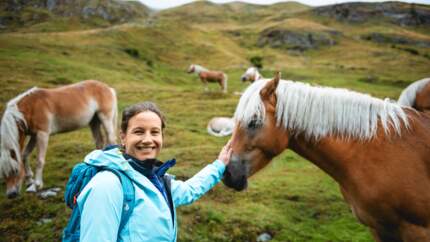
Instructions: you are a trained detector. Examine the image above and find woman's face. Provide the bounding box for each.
[120,111,163,161]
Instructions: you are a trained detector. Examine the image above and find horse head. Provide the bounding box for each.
[0,106,27,198]
[223,73,289,191]
[187,64,195,73]
[240,67,261,83]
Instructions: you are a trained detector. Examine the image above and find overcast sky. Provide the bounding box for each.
[137,0,430,10]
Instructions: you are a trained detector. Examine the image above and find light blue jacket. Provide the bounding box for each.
[77,147,226,242]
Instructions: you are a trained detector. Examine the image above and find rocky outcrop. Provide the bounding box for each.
[0,0,149,27]
[313,2,430,26]
[361,33,430,48]
[257,28,340,51]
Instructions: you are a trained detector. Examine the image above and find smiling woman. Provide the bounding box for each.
[67,101,233,242]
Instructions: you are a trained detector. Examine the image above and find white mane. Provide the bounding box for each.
[0,87,38,178]
[398,78,430,107]
[190,64,208,74]
[234,79,409,141]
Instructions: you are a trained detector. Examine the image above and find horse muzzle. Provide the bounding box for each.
[6,188,19,199]
[222,155,248,191]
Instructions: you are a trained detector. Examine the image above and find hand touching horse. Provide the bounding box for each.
[0,80,117,198]
[224,73,430,241]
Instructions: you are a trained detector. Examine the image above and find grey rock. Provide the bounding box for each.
[256,232,272,242]
[313,2,430,26]
[362,33,430,48]
[258,28,337,51]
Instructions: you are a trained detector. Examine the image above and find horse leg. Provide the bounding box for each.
[89,116,104,149]
[97,112,116,147]
[27,131,49,192]
[370,228,402,242]
[400,223,430,241]
[23,135,37,186]
[201,78,208,92]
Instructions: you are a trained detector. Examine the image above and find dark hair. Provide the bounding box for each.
[120,102,166,133]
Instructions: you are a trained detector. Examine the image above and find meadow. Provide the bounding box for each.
[0,1,429,241]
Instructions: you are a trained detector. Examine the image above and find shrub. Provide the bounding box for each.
[250,56,263,69]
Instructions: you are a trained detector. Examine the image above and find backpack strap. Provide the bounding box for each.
[102,168,136,236]
[162,174,174,223]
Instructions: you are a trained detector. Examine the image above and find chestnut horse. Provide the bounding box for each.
[224,73,430,241]
[398,77,430,112]
[187,64,228,93]
[0,80,117,198]
[240,67,263,83]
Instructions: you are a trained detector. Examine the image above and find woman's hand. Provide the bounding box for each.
[217,139,232,165]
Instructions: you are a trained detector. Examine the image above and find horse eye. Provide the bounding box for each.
[10,150,16,160]
[247,119,260,130]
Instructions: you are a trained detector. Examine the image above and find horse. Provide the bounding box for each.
[223,73,430,241]
[240,67,263,83]
[207,117,234,137]
[398,77,430,112]
[187,64,228,93]
[0,80,118,198]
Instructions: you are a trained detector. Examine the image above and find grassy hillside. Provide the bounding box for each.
[0,1,429,241]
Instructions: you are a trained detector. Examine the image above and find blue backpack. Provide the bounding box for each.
[62,163,135,242]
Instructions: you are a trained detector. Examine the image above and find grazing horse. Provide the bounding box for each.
[398,77,430,112]
[187,64,228,93]
[224,73,430,241]
[240,67,263,83]
[0,80,117,198]
[207,117,234,137]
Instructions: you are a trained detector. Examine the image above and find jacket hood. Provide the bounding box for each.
[84,147,132,172]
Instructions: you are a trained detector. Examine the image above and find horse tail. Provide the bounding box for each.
[223,73,228,93]
[110,88,118,140]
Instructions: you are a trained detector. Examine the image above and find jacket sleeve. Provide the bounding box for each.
[77,171,123,242]
[170,159,225,207]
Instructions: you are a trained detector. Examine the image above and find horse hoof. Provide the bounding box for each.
[26,184,37,193]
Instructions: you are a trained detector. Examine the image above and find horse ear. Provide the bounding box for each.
[260,71,280,100]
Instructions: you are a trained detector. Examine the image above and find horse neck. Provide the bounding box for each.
[288,134,358,184]
[255,71,261,80]
[194,65,206,74]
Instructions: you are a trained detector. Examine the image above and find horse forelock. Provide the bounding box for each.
[234,79,409,141]
[398,78,430,107]
[0,105,24,178]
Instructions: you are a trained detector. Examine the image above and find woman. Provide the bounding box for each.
[77,101,232,241]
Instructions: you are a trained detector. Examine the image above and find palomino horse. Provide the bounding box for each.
[398,77,430,112]
[224,73,430,241]
[207,117,234,137]
[240,67,263,83]
[0,80,117,198]
[187,64,228,93]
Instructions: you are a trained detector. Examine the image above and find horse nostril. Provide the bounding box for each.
[7,190,18,199]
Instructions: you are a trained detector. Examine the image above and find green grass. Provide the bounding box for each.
[0,3,429,241]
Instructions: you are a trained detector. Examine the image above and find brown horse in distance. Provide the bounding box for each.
[398,77,430,112]
[0,80,117,198]
[187,64,228,93]
[224,73,430,241]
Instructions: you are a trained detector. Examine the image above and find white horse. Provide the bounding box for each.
[0,80,117,198]
[240,67,263,83]
[398,77,430,112]
[207,117,235,137]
